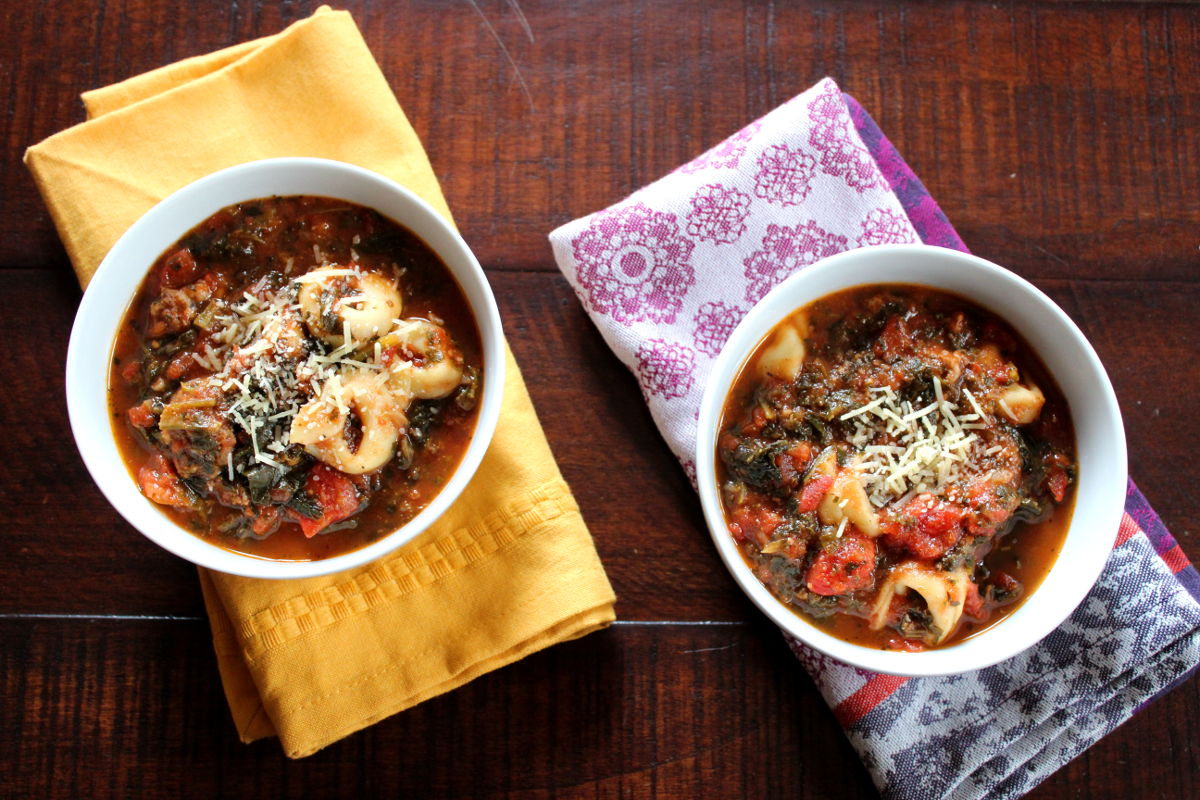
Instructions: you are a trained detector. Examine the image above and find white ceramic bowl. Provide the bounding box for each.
[66,157,506,579]
[696,244,1126,676]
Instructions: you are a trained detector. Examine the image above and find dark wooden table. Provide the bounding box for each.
[3,1,1198,797]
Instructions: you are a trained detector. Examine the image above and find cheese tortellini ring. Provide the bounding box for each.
[380,319,465,400]
[817,466,881,537]
[289,373,409,474]
[298,267,402,346]
[996,383,1045,426]
[756,312,808,382]
[808,446,838,479]
[868,562,970,644]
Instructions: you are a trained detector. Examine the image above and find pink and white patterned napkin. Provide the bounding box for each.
[548,78,918,482]
[549,78,1200,800]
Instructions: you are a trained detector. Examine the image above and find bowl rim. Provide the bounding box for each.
[695,243,1127,676]
[65,156,506,580]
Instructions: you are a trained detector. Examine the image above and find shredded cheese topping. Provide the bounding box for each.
[197,266,396,478]
[169,251,461,487]
[840,377,989,508]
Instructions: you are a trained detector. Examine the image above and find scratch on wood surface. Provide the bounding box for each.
[505,0,534,43]
[1103,17,1140,63]
[465,0,535,111]
[681,643,738,655]
[1025,238,1071,269]
[766,0,777,108]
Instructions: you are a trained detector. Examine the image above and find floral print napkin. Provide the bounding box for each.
[548,78,1200,799]
[551,79,919,482]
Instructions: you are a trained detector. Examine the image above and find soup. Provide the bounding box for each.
[109,195,482,561]
[716,285,1075,650]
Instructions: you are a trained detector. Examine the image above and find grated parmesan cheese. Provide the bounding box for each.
[835,516,848,539]
[187,264,441,484]
[843,383,994,508]
[293,267,358,283]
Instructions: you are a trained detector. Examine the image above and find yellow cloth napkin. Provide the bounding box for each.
[26,7,616,758]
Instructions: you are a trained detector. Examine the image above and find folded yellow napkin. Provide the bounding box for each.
[26,7,615,758]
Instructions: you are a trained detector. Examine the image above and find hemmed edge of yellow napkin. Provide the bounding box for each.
[286,605,614,759]
[198,569,277,743]
[235,480,582,659]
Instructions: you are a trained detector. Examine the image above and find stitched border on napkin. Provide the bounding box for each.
[237,480,579,657]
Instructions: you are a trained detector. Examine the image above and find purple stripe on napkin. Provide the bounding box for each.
[845,96,967,253]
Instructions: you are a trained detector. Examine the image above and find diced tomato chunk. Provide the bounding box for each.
[787,441,814,471]
[874,316,911,361]
[159,248,203,288]
[884,634,927,652]
[963,481,1013,535]
[163,350,197,381]
[1046,468,1070,504]
[991,570,1022,600]
[919,497,966,537]
[774,441,815,488]
[963,581,986,620]
[296,464,361,538]
[137,453,193,509]
[120,358,142,384]
[796,474,835,513]
[881,494,965,559]
[805,531,876,596]
[127,403,158,428]
[773,442,813,487]
[729,504,784,547]
[740,405,768,436]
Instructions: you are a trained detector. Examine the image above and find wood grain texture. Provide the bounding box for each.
[1,0,1198,797]
[3,1,1199,279]
[3,618,1198,800]
[0,620,861,799]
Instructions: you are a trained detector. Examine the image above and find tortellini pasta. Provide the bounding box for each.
[380,319,465,400]
[298,267,403,346]
[868,562,970,644]
[817,463,881,537]
[996,382,1045,425]
[289,372,409,474]
[756,312,809,382]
